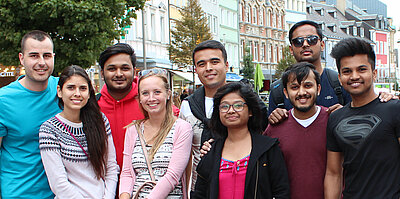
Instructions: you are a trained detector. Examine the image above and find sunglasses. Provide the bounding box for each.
[138,68,168,79]
[291,35,320,47]
[219,102,247,113]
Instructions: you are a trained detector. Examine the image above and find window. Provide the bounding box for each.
[261,43,265,62]
[274,44,278,63]
[160,16,165,42]
[353,26,357,36]
[255,42,259,61]
[239,4,243,22]
[253,7,257,24]
[151,13,155,41]
[277,13,280,28]
[246,5,250,23]
[360,27,364,37]
[260,8,264,26]
[241,40,245,58]
[250,41,254,58]
[213,16,218,33]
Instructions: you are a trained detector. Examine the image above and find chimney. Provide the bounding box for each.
[337,0,346,16]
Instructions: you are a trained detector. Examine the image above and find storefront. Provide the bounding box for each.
[0,65,24,88]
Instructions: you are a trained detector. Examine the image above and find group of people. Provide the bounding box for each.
[0,19,399,199]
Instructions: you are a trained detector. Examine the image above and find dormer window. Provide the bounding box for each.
[328,10,337,18]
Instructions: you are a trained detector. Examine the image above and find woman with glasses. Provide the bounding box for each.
[119,68,193,199]
[192,82,290,199]
[39,65,118,198]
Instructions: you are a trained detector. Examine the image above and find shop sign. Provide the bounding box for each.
[0,72,14,77]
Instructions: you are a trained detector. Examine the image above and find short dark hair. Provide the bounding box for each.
[192,40,227,66]
[98,43,136,70]
[210,82,263,139]
[289,20,323,43]
[331,37,375,72]
[282,62,321,89]
[21,30,53,53]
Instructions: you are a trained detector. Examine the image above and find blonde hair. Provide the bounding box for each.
[133,72,175,161]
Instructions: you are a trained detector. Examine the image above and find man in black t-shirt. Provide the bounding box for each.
[324,37,400,199]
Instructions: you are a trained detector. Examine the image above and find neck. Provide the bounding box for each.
[226,126,250,142]
[350,89,378,107]
[147,110,166,127]
[313,60,323,74]
[19,76,48,92]
[60,109,81,123]
[293,105,317,120]
[204,82,226,98]
[108,87,132,101]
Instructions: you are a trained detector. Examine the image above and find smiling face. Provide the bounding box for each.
[57,75,90,113]
[139,76,171,116]
[284,70,321,114]
[19,37,54,85]
[194,48,229,90]
[338,54,377,99]
[219,92,251,130]
[290,24,324,66]
[101,53,134,94]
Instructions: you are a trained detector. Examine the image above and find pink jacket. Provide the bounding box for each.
[119,119,193,198]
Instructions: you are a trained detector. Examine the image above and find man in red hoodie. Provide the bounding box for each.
[97,43,144,172]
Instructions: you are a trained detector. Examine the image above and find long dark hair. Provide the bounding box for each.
[210,82,263,138]
[58,65,107,180]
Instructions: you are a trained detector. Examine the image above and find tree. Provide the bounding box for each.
[241,46,254,80]
[168,0,212,68]
[0,0,145,73]
[275,46,296,79]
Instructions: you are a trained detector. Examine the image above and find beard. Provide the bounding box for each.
[289,94,317,113]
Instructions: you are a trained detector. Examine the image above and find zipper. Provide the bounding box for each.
[254,161,259,199]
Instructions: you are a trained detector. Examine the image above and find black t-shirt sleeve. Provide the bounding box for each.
[326,115,342,152]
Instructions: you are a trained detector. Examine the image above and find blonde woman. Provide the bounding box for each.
[119,69,193,199]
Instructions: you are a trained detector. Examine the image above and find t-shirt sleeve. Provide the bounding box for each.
[326,117,342,152]
[179,100,191,119]
[394,102,400,138]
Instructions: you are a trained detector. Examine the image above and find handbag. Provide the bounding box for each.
[133,122,157,199]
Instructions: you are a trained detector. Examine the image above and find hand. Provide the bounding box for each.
[326,103,343,114]
[119,192,130,199]
[268,108,288,125]
[379,91,399,102]
[200,139,214,157]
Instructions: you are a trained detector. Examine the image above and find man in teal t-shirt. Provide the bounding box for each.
[0,30,61,199]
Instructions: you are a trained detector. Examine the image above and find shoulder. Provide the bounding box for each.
[179,100,192,117]
[39,117,58,134]
[0,80,21,97]
[173,119,193,137]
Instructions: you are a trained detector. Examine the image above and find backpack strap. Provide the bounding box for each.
[95,93,102,101]
[324,68,344,105]
[270,79,285,109]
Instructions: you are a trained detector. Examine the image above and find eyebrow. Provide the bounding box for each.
[196,57,221,65]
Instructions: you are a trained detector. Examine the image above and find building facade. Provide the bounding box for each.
[239,0,286,80]
[284,0,306,43]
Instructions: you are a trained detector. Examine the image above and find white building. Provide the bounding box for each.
[121,0,172,69]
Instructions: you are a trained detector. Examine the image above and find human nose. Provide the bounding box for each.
[226,105,235,113]
[116,68,123,76]
[38,55,46,66]
[205,62,213,71]
[73,88,81,97]
[298,85,307,95]
[350,71,360,80]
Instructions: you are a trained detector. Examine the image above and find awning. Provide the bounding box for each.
[171,71,202,85]
[226,72,243,82]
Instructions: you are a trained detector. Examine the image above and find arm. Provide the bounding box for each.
[326,104,343,114]
[379,91,399,102]
[39,125,85,199]
[103,134,118,199]
[268,144,290,199]
[268,108,288,125]
[324,150,343,199]
[148,120,193,199]
[119,126,137,198]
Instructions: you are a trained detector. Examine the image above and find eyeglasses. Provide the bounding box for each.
[138,68,168,79]
[219,102,247,113]
[291,35,320,47]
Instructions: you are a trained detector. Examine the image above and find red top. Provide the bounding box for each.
[97,78,144,170]
[218,155,250,199]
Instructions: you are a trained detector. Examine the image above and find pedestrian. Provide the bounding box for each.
[119,68,193,198]
[324,37,400,198]
[192,82,290,199]
[39,65,118,198]
[0,30,60,198]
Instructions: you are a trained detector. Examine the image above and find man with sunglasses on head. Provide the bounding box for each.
[268,20,352,124]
